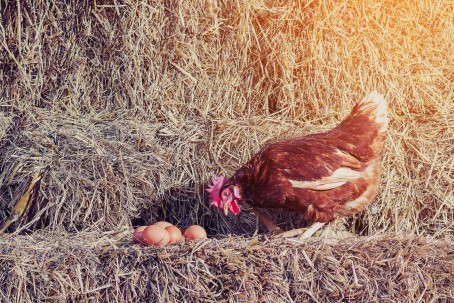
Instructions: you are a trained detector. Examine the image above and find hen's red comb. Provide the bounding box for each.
[206,176,227,209]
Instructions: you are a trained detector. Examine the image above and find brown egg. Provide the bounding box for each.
[154,221,173,229]
[165,225,183,243]
[132,226,147,244]
[184,225,207,240]
[142,225,170,246]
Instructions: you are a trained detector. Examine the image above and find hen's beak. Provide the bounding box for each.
[223,201,230,215]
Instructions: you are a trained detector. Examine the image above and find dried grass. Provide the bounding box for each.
[0,231,453,302]
[0,0,453,301]
[0,0,452,237]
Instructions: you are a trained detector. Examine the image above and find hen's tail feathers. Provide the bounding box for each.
[358,91,388,134]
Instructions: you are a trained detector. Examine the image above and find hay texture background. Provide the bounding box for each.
[0,231,453,302]
[1,0,452,237]
[0,0,453,301]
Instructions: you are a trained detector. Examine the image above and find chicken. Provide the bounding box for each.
[207,91,388,237]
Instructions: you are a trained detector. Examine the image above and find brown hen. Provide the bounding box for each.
[207,91,388,237]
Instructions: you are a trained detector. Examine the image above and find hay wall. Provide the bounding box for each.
[0,0,453,236]
[0,232,452,302]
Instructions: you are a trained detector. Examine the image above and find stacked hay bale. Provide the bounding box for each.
[0,231,452,302]
[1,0,452,236]
[0,0,453,301]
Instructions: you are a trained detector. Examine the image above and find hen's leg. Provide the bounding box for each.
[252,207,283,234]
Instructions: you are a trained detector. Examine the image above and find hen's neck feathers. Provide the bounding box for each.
[354,91,388,134]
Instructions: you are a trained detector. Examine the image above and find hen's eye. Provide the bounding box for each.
[223,191,229,196]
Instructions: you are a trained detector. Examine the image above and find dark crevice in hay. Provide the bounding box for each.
[345,214,370,237]
[136,183,267,237]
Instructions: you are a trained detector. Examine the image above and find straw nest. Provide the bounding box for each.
[0,231,452,302]
[0,0,453,301]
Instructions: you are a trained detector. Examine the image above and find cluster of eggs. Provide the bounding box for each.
[133,221,207,246]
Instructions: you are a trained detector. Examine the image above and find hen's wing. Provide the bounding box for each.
[275,140,364,190]
[266,92,387,221]
[283,91,386,182]
[261,137,377,222]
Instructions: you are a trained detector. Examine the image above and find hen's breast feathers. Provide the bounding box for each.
[237,92,388,222]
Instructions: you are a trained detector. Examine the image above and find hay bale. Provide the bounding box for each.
[0,232,452,302]
[0,0,453,237]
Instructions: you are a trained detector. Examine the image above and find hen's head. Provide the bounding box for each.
[206,176,241,215]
